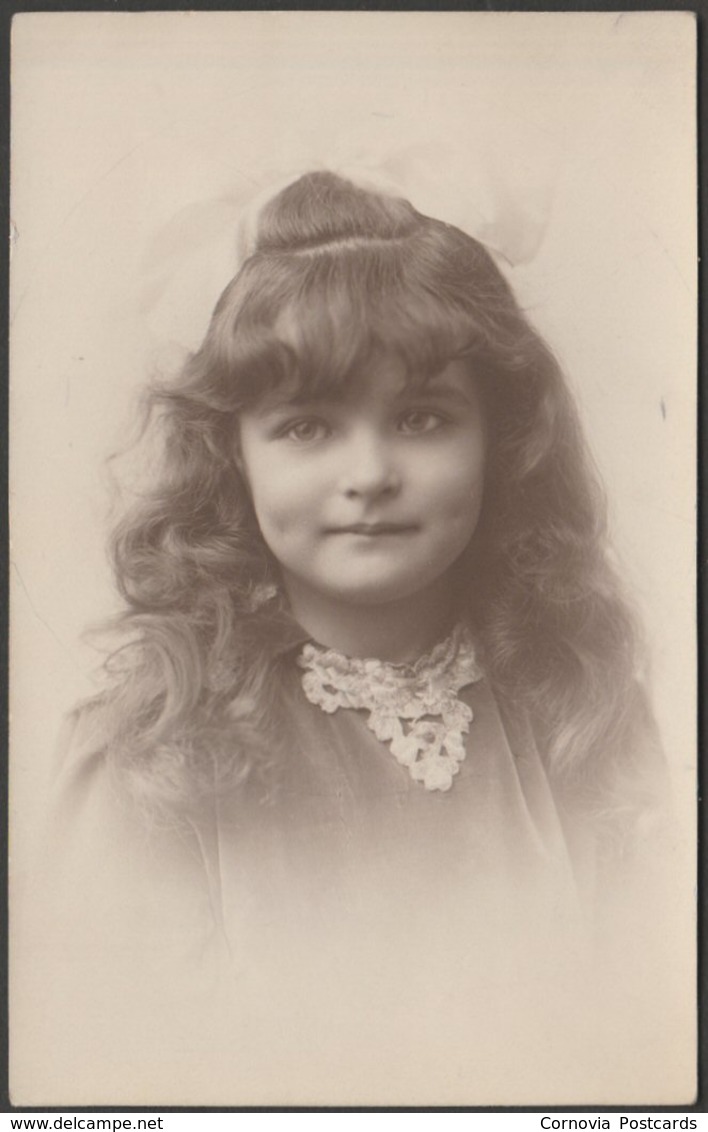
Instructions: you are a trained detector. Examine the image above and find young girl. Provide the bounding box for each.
[20,170,670,1105]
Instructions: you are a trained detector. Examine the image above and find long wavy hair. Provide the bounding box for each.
[90,171,655,823]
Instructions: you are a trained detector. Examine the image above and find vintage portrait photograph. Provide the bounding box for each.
[9,11,697,1108]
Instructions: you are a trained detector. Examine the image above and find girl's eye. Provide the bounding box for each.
[398,410,445,435]
[281,418,330,444]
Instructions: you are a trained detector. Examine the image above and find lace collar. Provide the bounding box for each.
[296,624,483,792]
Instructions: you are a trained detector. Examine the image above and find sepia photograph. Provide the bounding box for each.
[9,11,697,1108]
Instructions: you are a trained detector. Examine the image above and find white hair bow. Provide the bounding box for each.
[140,143,558,361]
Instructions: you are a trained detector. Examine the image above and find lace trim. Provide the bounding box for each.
[296,625,483,792]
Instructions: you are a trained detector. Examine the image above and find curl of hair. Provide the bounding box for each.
[88,171,658,829]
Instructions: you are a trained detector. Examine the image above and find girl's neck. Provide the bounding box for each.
[282,576,458,664]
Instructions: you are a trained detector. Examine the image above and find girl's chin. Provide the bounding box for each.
[281,548,467,611]
[316,572,452,608]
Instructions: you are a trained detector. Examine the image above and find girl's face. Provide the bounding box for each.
[237,354,486,611]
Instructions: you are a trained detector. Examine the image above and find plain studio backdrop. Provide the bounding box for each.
[10,10,696,1104]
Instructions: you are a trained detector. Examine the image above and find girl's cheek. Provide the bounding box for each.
[443,473,485,529]
[431,451,485,503]
[252,480,307,534]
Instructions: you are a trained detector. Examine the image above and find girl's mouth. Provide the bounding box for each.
[329,523,418,536]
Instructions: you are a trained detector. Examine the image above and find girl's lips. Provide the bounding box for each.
[328,523,418,535]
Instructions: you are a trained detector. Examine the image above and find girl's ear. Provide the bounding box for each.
[233,439,254,505]
[232,427,248,483]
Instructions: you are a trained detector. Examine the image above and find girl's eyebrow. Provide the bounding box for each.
[254,390,336,414]
[405,378,476,407]
[252,373,478,415]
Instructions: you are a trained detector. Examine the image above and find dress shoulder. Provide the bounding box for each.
[12,700,227,1105]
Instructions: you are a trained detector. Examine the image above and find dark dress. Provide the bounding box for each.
[12,637,675,1106]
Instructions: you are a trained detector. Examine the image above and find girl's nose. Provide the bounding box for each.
[339,431,401,501]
